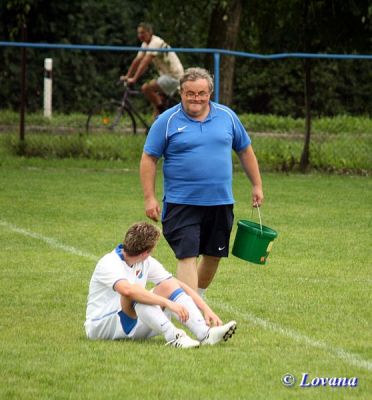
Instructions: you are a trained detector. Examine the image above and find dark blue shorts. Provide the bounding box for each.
[162,203,234,259]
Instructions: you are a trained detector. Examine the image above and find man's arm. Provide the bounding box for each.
[121,55,143,81]
[140,152,161,221]
[238,145,264,207]
[114,280,189,322]
[126,54,154,84]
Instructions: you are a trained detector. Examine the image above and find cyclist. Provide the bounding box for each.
[120,22,184,117]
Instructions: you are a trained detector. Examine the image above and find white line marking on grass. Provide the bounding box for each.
[1,219,371,372]
[0,220,97,261]
[213,301,372,372]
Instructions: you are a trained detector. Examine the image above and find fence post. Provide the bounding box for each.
[43,58,53,117]
[213,52,220,103]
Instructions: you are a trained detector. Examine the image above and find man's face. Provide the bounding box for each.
[137,27,152,44]
[180,79,211,119]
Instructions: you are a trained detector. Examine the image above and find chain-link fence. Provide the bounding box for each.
[2,117,370,174]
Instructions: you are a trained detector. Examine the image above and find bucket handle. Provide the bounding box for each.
[251,202,263,236]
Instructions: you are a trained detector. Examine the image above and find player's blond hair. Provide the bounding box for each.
[123,222,160,256]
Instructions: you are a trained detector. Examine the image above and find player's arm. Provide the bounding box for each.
[176,280,222,327]
[140,152,161,222]
[114,280,189,322]
[238,145,264,207]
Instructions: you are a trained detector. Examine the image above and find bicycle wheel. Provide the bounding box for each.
[86,101,136,134]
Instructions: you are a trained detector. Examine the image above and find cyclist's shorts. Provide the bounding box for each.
[157,75,179,96]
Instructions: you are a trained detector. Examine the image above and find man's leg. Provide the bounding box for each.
[120,282,198,347]
[155,278,208,340]
[197,204,234,292]
[120,292,175,341]
[133,303,180,342]
[155,278,237,344]
[162,204,203,291]
[177,257,198,291]
[197,255,221,290]
[141,80,164,115]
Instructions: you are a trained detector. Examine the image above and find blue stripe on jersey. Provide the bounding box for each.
[168,287,185,302]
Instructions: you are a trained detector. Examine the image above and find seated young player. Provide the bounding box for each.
[84,222,236,348]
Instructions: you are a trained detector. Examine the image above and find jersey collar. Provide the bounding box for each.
[180,101,214,122]
[115,244,125,261]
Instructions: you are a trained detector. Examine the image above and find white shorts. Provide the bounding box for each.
[85,307,171,341]
[157,75,179,96]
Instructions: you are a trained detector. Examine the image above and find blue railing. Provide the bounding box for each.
[1,41,371,102]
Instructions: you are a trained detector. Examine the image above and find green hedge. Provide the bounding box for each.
[1,112,371,174]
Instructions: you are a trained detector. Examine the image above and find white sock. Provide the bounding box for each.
[163,307,173,321]
[198,288,207,298]
[134,303,178,342]
[169,289,209,341]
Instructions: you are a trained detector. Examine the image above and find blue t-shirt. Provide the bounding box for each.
[143,101,251,205]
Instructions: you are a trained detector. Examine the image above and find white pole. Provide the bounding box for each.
[43,58,53,118]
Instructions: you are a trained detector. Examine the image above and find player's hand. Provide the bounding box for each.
[167,302,189,323]
[145,197,161,222]
[203,309,222,327]
[252,185,264,207]
[119,75,128,82]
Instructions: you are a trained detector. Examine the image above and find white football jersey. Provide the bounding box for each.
[85,245,172,326]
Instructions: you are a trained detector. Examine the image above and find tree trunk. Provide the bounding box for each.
[299,0,312,172]
[206,0,243,106]
[20,23,27,142]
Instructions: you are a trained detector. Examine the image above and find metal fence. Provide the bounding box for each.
[0,41,371,173]
[2,41,372,102]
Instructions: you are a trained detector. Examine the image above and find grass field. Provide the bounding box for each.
[0,155,371,399]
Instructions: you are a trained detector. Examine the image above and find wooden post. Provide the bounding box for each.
[43,58,53,117]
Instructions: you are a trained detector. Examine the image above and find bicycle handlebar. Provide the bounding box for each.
[116,80,143,97]
[116,79,129,87]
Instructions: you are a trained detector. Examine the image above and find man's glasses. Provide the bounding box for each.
[182,91,210,100]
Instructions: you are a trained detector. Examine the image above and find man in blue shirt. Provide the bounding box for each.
[140,67,264,294]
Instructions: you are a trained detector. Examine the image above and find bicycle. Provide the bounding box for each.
[86,82,178,135]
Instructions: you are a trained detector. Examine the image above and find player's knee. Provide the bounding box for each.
[154,277,179,297]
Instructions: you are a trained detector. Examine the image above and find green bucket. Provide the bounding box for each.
[232,212,278,265]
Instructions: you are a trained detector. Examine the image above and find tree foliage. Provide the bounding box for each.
[0,0,371,116]
[1,0,145,111]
